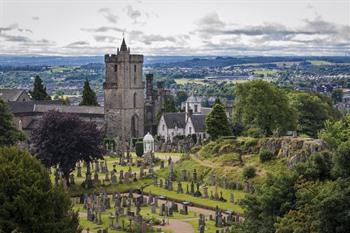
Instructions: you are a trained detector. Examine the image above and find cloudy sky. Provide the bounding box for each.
[0,0,349,56]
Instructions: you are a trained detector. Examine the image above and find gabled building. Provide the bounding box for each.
[157,95,209,142]
[0,89,31,102]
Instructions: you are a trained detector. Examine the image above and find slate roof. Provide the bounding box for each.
[120,38,128,51]
[0,89,27,102]
[163,112,186,129]
[8,101,103,115]
[34,105,104,115]
[190,114,206,132]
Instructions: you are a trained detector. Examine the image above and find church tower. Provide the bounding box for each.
[104,38,144,141]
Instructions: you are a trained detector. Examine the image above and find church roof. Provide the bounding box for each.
[120,38,128,51]
[186,95,201,103]
[0,89,27,102]
[190,114,206,132]
[163,112,186,129]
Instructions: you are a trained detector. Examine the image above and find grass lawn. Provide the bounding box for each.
[144,184,245,213]
[308,60,333,66]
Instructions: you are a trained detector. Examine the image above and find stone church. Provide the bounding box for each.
[1,39,168,145]
[104,38,145,140]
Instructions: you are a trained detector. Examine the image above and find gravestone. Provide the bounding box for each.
[203,186,209,198]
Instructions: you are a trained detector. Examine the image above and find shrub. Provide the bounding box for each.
[135,141,144,157]
[246,127,264,138]
[259,149,273,162]
[243,166,256,179]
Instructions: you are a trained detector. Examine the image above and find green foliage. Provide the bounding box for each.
[259,150,273,163]
[234,80,296,136]
[164,95,177,112]
[242,171,298,233]
[206,102,232,139]
[0,99,25,146]
[0,147,81,233]
[289,91,339,137]
[296,151,333,181]
[79,79,99,106]
[175,91,188,107]
[30,75,51,100]
[135,141,144,157]
[332,140,350,178]
[319,115,350,149]
[243,166,256,179]
[276,179,350,233]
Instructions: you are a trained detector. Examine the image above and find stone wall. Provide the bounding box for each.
[258,137,328,167]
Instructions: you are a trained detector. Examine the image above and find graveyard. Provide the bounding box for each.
[51,135,294,233]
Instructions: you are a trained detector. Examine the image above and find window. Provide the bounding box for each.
[189,127,192,134]
[194,104,198,112]
[162,124,165,130]
[114,64,118,72]
[134,65,137,84]
[133,92,137,108]
[172,132,174,136]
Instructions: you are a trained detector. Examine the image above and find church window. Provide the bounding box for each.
[133,92,137,108]
[194,104,198,112]
[134,65,137,84]
[114,64,118,72]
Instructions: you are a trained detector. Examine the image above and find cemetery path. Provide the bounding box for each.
[192,154,216,168]
[161,219,194,233]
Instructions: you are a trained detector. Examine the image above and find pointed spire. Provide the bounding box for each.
[120,36,127,52]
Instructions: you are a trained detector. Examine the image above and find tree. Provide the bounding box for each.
[79,79,99,106]
[175,91,188,108]
[289,92,339,137]
[30,75,51,100]
[31,111,104,186]
[332,140,350,178]
[319,115,350,149]
[164,95,176,112]
[234,80,296,136]
[0,146,81,233]
[205,102,232,139]
[0,99,25,146]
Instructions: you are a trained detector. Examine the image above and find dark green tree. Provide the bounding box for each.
[79,79,99,106]
[319,115,350,149]
[234,80,296,136]
[164,95,177,112]
[31,111,104,186]
[30,75,51,100]
[0,99,25,146]
[175,91,188,108]
[0,146,81,233]
[289,92,339,137]
[205,102,231,139]
[332,140,350,178]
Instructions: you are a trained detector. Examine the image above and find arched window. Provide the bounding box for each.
[133,92,137,108]
[114,64,118,72]
[134,64,137,84]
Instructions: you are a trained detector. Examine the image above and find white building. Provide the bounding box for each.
[158,95,209,142]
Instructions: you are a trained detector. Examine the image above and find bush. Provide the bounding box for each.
[135,142,144,157]
[243,166,256,179]
[246,127,264,138]
[259,149,273,162]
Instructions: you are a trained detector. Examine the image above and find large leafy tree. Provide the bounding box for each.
[319,115,350,149]
[31,111,104,186]
[0,99,25,146]
[234,80,296,136]
[30,75,51,100]
[0,146,81,233]
[79,79,99,106]
[175,91,188,108]
[289,91,339,137]
[205,102,231,139]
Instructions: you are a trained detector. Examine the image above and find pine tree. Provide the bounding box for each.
[205,102,232,139]
[30,75,51,100]
[0,99,25,146]
[79,79,99,106]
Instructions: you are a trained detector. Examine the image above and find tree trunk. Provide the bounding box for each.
[64,173,70,188]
